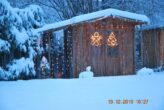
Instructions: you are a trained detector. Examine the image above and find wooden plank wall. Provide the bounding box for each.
[160,30,164,66]
[72,18,136,77]
[141,29,164,68]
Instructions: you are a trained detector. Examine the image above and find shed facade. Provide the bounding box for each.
[69,18,136,77]
[141,25,164,68]
[37,8,149,78]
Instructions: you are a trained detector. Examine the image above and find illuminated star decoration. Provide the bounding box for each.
[107,32,118,47]
[90,32,103,46]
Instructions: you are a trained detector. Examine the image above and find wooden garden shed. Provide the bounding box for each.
[36,8,149,78]
[141,25,164,68]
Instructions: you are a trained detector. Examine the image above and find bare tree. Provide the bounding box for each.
[8,0,164,24]
[35,0,101,20]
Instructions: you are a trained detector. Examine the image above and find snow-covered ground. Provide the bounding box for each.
[0,74,164,110]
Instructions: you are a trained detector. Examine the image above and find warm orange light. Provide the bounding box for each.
[90,32,102,46]
[107,32,118,47]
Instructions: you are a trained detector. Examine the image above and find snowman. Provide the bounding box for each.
[79,66,94,78]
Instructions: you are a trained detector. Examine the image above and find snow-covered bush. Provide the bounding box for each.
[7,58,35,78]
[137,67,154,75]
[0,39,10,52]
[40,56,50,75]
[79,66,94,78]
[0,0,45,80]
[154,66,163,72]
[15,5,44,29]
[0,67,10,80]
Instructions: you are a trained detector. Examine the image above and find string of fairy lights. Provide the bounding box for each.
[66,30,73,77]
[40,32,65,77]
[62,39,64,75]
[42,30,73,78]
[89,17,131,47]
[40,17,130,77]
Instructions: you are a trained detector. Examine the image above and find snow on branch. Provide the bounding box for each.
[7,57,35,77]
[15,4,45,30]
[0,39,10,52]
[0,67,9,80]
[0,0,45,52]
[0,0,45,80]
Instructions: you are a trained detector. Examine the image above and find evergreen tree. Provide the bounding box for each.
[0,0,45,80]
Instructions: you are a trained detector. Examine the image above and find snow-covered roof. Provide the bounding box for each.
[36,8,150,32]
[141,24,164,30]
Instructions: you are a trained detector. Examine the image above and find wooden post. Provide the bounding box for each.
[133,26,136,74]
[48,32,51,76]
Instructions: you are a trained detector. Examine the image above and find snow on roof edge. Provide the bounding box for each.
[36,8,150,32]
[141,24,164,30]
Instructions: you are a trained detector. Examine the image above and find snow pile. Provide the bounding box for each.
[137,67,154,75]
[0,75,164,110]
[79,66,94,78]
[0,39,10,52]
[7,57,35,77]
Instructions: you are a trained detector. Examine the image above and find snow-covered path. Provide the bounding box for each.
[0,75,164,110]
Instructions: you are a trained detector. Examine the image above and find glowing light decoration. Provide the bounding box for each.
[90,32,102,46]
[107,32,118,47]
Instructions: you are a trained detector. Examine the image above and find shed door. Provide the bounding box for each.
[91,29,134,76]
[91,30,121,76]
[142,30,160,68]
